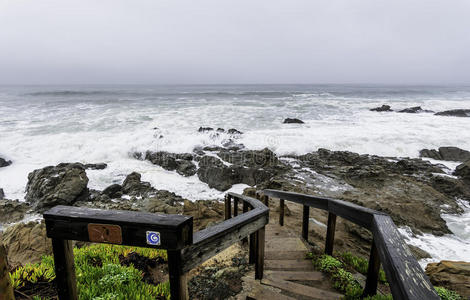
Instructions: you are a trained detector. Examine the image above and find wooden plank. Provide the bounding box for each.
[265,259,315,271]
[325,213,336,255]
[242,202,249,244]
[261,278,342,300]
[255,227,265,280]
[372,215,440,300]
[181,215,268,273]
[168,250,189,300]
[233,197,239,217]
[363,239,381,297]
[44,206,193,250]
[279,199,285,226]
[265,250,308,260]
[52,239,78,300]
[265,238,308,252]
[264,270,325,281]
[249,231,256,264]
[0,244,14,300]
[302,205,309,241]
[247,285,296,300]
[225,194,232,220]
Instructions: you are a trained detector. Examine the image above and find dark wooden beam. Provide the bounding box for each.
[363,239,380,297]
[279,199,285,226]
[225,194,232,220]
[233,197,239,217]
[302,205,309,241]
[51,239,77,300]
[325,213,336,255]
[168,250,188,300]
[255,227,265,280]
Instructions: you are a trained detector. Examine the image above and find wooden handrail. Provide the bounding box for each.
[262,189,440,300]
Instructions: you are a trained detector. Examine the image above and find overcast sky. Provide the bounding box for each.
[0,0,469,85]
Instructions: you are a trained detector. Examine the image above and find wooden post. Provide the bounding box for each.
[325,213,336,255]
[263,195,269,207]
[249,232,257,264]
[279,199,285,226]
[168,250,189,300]
[225,194,232,220]
[255,227,265,280]
[233,197,239,217]
[363,239,381,297]
[51,239,78,300]
[0,244,14,300]
[302,205,309,241]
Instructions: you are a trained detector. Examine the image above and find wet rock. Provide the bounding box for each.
[101,183,123,199]
[198,127,214,132]
[84,163,107,170]
[0,157,12,168]
[121,172,157,197]
[420,147,470,162]
[217,128,225,132]
[183,199,224,229]
[227,128,243,135]
[142,190,185,214]
[0,188,4,200]
[454,160,470,180]
[398,106,433,113]
[370,105,393,112]
[0,221,52,268]
[144,151,197,177]
[430,174,470,201]
[435,109,470,117]
[426,260,470,298]
[408,245,431,260]
[25,163,89,211]
[283,118,304,124]
[0,199,30,224]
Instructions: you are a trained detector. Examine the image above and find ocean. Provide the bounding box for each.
[0,84,469,264]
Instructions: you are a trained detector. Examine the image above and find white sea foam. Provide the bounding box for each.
[0,85,470,261]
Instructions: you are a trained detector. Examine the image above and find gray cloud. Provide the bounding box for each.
[0,0,469,84]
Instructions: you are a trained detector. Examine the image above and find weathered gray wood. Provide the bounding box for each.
[325,213,336,255]
[52,239,78,300]
[233,197,239,217]
[249,231,256,264]
[168,250,188,300]
[263,194,269,207]
[242,201,249,244]
[363,239,380,297]
[302,205,309,241]
[372,215,440,300]
[279,199,285,226]
[181,215,268,273]
[0,244,14,300]
[255,227,265,280]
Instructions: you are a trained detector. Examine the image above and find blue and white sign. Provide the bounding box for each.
[146,231,161,246]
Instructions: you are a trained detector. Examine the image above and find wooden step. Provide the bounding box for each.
[261,278,343,300]
[265,238,308,252]
[265,259,315,271]
[246,285,296,300]
[265,250,307,260]
[264,270,325,282]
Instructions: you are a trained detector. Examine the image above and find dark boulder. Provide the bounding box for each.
[435,109,470,117]
[227,128,243,135]
[420,147,470,162]
[398,106,433,113]
[121,172,157,197]
[84,163,107,170]
[0,188,4,200]
[144,151,196,177]
[370,105,392,112]
[454,160,470,180]
[0,157,12,168]
[283,118,304,124]
[426,261,470,298]
[0,199,30,224]
[102,183,123,199]
[25,163,89,211]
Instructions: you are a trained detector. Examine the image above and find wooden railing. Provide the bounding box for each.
[262,189,440,300]
[42,192,268,300]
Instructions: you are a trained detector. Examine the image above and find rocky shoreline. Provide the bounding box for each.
[1,135,470,296]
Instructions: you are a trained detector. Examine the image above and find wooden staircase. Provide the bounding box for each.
[238,223,342,300]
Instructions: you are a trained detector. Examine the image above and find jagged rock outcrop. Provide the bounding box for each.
[144,151,197,177]
[25,163,89,211]
[435,109,470,117]
[0,188,4,200]
[398,106,433,113]
[197,148,289,191]
[426,261,470,298]
[0,157,11,168]
[0,221,52,268]
[0,199,30,224]
[454,160,470,180]
[420,147,470,162]
[370,105,392,112]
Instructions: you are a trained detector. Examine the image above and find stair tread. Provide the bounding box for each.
[261,278,343,300]
[265,259,315,271]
